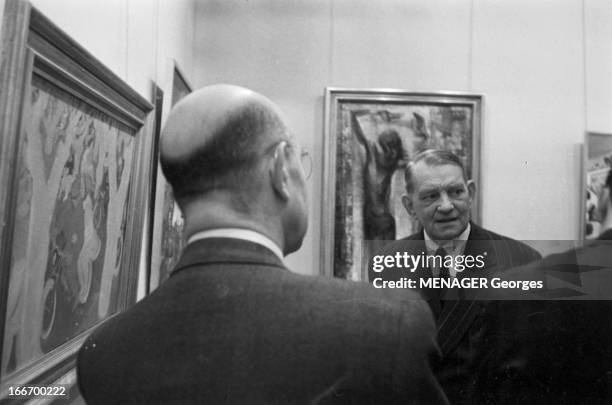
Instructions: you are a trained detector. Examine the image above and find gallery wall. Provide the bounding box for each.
[25,0,195,108]
[194,0,612,275]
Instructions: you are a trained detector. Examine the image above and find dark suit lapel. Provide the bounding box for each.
[404,229,426,243]
[465,242,498,276]
[437,301,481,355]
[404,231,445,317]
[437,223,490,355]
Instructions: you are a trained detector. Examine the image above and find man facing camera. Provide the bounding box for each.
[77,85,448,404]
[373,149,541,403]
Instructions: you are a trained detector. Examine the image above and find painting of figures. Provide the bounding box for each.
[584,132,612,240]
[0,5,153,393]
[322,89,482,280]
[1,75,135,377]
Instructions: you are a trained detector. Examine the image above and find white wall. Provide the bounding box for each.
[194,0,612,275]
[194,0,333,275]
[28,0,195,102]
[472,0,585,240]
[585,0,612,132]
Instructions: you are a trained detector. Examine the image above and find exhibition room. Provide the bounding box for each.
[0,0,610,403]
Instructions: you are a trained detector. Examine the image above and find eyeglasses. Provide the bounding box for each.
[299,147,312,180]
[263,139,312,180]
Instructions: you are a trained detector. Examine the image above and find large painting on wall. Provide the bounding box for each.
[0,2,154,394]
[583,132,612,240]
[148,60,193,292]
[321,88,482,280]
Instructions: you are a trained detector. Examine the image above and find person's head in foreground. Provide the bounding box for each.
[160,84,309,255]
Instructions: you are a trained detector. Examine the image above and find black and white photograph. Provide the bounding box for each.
[0,0,610,404]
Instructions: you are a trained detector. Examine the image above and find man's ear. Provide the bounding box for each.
[270,142,290,201]
[467,179,476,201]
[402,194,415,217]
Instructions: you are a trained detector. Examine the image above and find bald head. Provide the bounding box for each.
[160,84,288,207]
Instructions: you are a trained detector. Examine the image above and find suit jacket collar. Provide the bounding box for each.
[465,222,489,239]
[172,238,287,277]
[405,222,499,271]
[187,228,284,262]
[424,223,471,256]
[464,223,499,270]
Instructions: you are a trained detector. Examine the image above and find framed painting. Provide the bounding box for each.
[0,1,154,396]
[148,60,193,292]
[582,132,612,240]
[321,88,482,280]
[143,82,163,294]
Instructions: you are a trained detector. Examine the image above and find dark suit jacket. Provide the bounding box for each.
[77,238,448,404]
[369,222,541,403]
[474,229,612,404]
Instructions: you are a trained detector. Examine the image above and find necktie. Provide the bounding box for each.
[435,246,451,305]
[435,246,450,278]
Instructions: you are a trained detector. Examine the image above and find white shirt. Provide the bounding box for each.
[424,223,471,277]
[187,228,285,263]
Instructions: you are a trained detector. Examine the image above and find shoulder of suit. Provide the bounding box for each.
[311,276,438,372]
[470,223,542,258]
[573,238,612,261]
[344,279,436,336]
[469,223,508,240]
[301,272,431,315]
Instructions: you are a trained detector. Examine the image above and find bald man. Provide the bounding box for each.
[76,85,448,404]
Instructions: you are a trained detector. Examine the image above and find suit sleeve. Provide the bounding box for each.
[392,297,450,405]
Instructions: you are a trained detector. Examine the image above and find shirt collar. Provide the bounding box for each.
[187,228,285,263]
[424,222,471,256]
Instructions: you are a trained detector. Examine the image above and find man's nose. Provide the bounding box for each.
[437,193,454,212]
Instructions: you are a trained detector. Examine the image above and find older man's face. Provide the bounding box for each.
[402,161,475,241]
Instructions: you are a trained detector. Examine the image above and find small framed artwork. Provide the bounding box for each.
[0,1,155,394]
[148,60,193,292]
[582,132,612,240]
[321,88,482,280]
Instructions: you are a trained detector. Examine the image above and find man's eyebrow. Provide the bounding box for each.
[418,182,464,193]
[418,186,440,194]
[445,182,466,188]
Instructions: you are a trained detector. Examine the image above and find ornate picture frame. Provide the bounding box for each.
[321,88,482,280]
[0,1,154,394]
[148,59,193,292]
[582,132,612,240]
